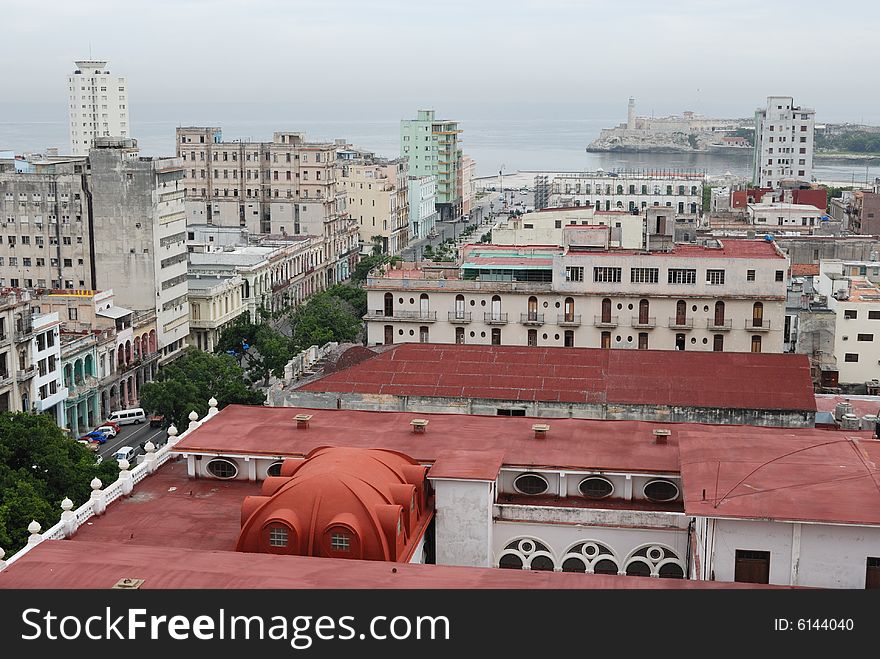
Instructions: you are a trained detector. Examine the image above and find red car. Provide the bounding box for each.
[101,420,121,433]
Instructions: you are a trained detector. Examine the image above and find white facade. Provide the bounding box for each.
[492,208,645,249]
[753,96,815,188]
[539,172,703,215]
[187,275,247,352]
[68,60,129,156]
[748,203,823,229]
[29,313,67,424]
[408,175,438,240]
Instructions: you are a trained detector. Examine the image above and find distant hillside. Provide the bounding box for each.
[816,129,880,155]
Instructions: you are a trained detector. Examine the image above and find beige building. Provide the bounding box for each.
[187,274,247,352]
[341,158,409,255]
[459,154,476,218]
[176,128,359,285]
[0,291,33,413]
[492,208,645,249]
[365,240,788,353]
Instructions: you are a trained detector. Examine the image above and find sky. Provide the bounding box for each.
[2,0,880,123]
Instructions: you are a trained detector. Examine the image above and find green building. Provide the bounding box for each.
[400,109,462,221]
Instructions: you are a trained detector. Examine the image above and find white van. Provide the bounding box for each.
[114,446,136,463]
[108,408,146,426]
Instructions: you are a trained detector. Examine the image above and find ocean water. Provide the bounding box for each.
[2,101,878,185]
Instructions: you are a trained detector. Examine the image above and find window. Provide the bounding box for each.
[593,267,621,283]
[514,473,549,495]
[206,458,237,479]
[866,557,880,589]
[267,462,283,477]
[638,332,648,350]
[527,329,537,346]
[735,550,770,584]
[844,310,857,320]
[644,479,679,502]
[751,335,762,353]
[713,334,724,352]
[870,311,880,320]
[631,267,659,284]
[668,269,697,284]
[579,477,613,499]
[330,533,350,552]
[491,328,501,345]
[68,308,78,321]
[456,327,466,344]
[858,334,874,342]
[565,266,584,282]
[564,330,574,347]
[845,353,859,362]
[747,270,756,281]
[269,526,288,547]
[706,269,725,285]
[497,408,526,417]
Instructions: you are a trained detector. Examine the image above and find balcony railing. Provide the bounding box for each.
[365,310,438,322]
[520,313,545,326]
[557,314,582,327]
[484,313,508,325]
[668,317,694,329]
[707,319,733,331]
[16,365,36,382]
[448,311,472,323]
[594,315,619,328]
[631,316,656,329]
[745,319,771,331]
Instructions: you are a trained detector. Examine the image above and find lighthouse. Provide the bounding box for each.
[627,97,636,130]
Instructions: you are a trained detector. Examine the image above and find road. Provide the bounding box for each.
[95,422,170,463]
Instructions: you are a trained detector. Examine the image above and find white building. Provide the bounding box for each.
[747,202,824,230]
[408,175,438,241]
[68,60,129,156]
[816,259,880,385]
[753,96,815,188]
[492,208,645,249]
[187,274,247,352]
[28,313,67,424]
[364,240,789,353]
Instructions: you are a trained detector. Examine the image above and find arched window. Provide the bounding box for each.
[527,296,538,321]
[384,292,393,316]
[659,563,685,579]
[593,559,619,575]
[499,554,523,569]
[206,458,238,479]
[639,299,649,325]
[454,294,465,319]
[564,297,575,322]
[616,184,623,194]
[675,300,686,325]
[601,298,612,324]
[752,301,763,327]
[562,557,587,572]
[714,301,725,326]
[626,561,652,577]
[419,293,429,317]
[491,295,502,321]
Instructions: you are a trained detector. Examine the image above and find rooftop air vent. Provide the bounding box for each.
[294,413,312,429]
[410,418,429,434]
[532,423,550,440]
[653,429,671,445]
[112,578,145,589]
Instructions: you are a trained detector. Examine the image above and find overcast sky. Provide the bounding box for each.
[3,0,880,122]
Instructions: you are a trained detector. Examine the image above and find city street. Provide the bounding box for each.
[401,191,501,262]
[95,422,170,463]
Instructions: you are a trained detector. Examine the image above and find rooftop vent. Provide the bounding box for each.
[294,413,312,429]
[653,428,671,445]
[532,423,550,440]
[410,418,429,434]
[112,578,145,589]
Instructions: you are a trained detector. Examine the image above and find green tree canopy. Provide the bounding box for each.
[325,284,367,318]
[140,348,265,428]
[215,316,294,386]
[288,292,363,352]
[0,412,119,553]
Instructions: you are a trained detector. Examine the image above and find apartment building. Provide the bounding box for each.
[188,234,327,322]
[536,171,703,215]
[68,60,129,156]
[400,110,463,220]
[747,202,825,230]
[341,157,409,255]
[492,208,645,249]
[27,313,67,425]
[176,128,359,286]
[753,96,815,188]
[0,292,31,413]
[187,274,247,352]
[365,239,788,353]
[815,259,880,386]
[0,138,188,366]
[408,175,438,241]
[459,154,476,218]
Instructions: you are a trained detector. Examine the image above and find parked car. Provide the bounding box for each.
[101,420,121,433]
[114,446,136,463]
[108,408,146,425]
[79,431,108,444]
[77,439,100,452]
[149,414,165,428]
[93,425,118,438]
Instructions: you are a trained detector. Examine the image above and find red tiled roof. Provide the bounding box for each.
[299,344,816,412]
[790,263,820,277]
[584,240,785,259]
[0,540,785,589]
[680,432,880,526]
[428,449,506,481]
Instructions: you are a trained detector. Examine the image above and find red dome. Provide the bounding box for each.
[235,447,431,562]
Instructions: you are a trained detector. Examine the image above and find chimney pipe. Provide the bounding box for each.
[653,428,671,445]
[532,423,550,440]
[410,419,429,434]
[294,413,312,429]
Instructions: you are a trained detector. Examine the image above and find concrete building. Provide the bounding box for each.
[747,202,825,230]
[187,274,247,352]
[364,240,788,353]
[176,128,360,285]
[400,110,462,221]
[492,208,645,249]
[408,175,438,241]
[753,96,815,188]
[815,259,880,386]
[460,154,476,219]
[68,60,129,156]
[341,158,409,255]
[0,291,33,413]
[536,171,703,215]
[59,332,99,435]
[0,139,188,366]
[280,343,817,427]
[26,312,66,425]
[188,234,327,322]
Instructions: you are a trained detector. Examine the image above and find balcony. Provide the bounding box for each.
[668,317,694,329]
[520,313,545,326]
[707,319,733,331]
[365,310,438,323]
[16,365,36,382]
[594,315,619,328]
[448,312,472,323]
[557,314,582,327]
[484,313,508,325]
[745,319,771,331]
[631,317,656,329]
[0,371,12,387]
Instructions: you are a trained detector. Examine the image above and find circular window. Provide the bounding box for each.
[702,337,708,344]
[543,301,549,308]
[469,331,475,337]
[398,297,403,304]
[554,334,560,340]
[647,546,664,562]
[627,336,633,342]
[409,329,415,336]
[267,462,283,477]
[690,337,696,344]
[616,303,622,310]
[206,458,238,479]
[480,331,486,338]
[555,301,561,308]
[518,539,535,553]
[692,305,697,312]
[514,473,549,495]
[470,300,475,306]
[481,300,486,306]
[628,303,633,310]
[579,477,614,499]
[398,329,404,335]
[542,333,548,339]
[703,305,709,312]
[615,335,621,342]
[409,298,414,304]
[581,542,599,558]
[644,479,679,502]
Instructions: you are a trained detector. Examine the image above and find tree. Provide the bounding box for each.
[351,254,388,285]
[326,284,367,318]
[140,348,265,428]
[288,292,363,351]
[215,316,294,386]
[370,235,385,256]
[0,412,119,553]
